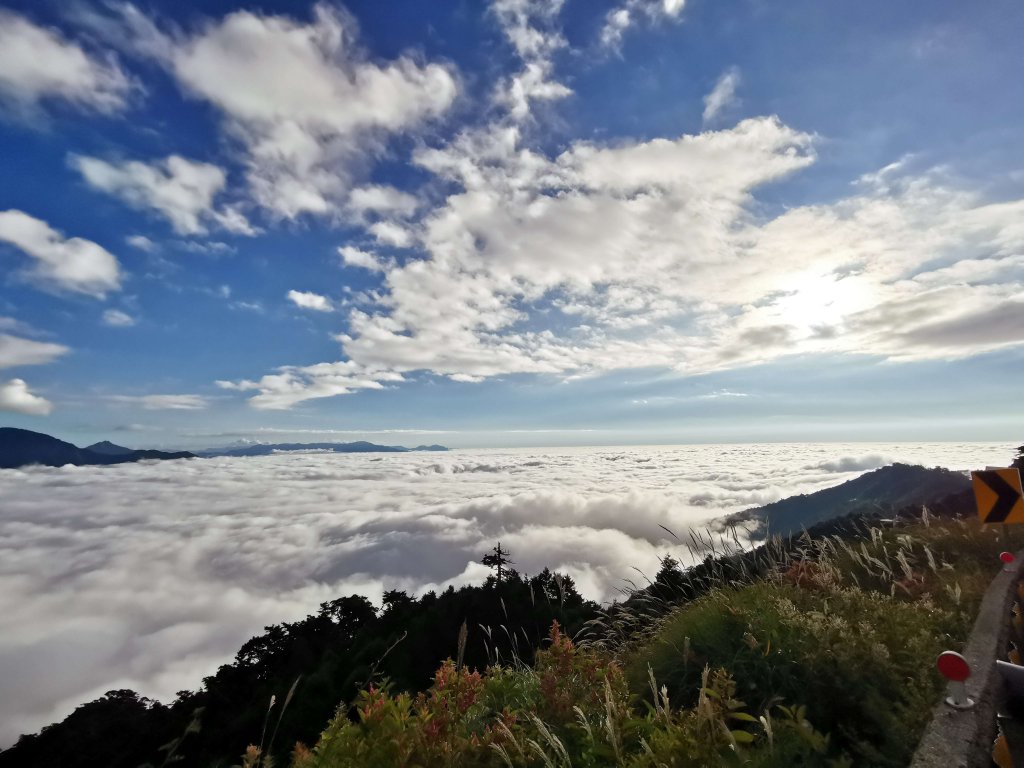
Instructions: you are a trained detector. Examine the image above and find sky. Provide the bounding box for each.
[0,0,1022,449]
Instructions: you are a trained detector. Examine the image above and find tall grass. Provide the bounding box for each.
[281,512,1007,766]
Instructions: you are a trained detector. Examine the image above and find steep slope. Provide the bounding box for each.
[726,463,971,538]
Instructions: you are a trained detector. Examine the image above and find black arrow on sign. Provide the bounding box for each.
[977,471,1022,523]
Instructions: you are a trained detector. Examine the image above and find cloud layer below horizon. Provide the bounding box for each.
[0,441,1012,745]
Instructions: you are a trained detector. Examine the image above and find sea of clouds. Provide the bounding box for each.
[0,441,1013,745]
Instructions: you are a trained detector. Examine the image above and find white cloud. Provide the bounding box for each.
[71,154,254,236]
[0,334,68,369]
[368,220,414,248]
[286,290,333,312]
[600,9,632,48]
[125,234,156,251]
[338,245,388,272]
[600,0,686,49]
[491,0,567,61]
[318,126,1024,393]
[491,0,571,121]
[703,66,741,124]
[0,9,132,116]
[0,378,53,415]
[100,4,457,219]
[211,3,1024,409]
[0,318,39,335]
[331,116,816,381]
[698,389,749,399]
[217,360,403,410]
[347,185,419,219]
[0,210,121,297]
[229,300,264,313]
[109,394,209,410]
[176,240,236,255]
[102,309,137,327]
[0,441,1007,744]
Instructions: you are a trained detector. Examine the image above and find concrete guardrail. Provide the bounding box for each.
[911,547,1024,768]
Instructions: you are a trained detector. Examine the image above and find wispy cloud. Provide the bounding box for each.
[0,9,132,118]
[102,309,136,327]
[0,333,68,369]
[703,66,740,124]
[600,0,686,49]
[108,394,209,410]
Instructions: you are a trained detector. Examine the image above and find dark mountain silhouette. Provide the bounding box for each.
[724,462,971,539]
[199,440,448,457]
[0,428,195,469]
[84,441,134,456]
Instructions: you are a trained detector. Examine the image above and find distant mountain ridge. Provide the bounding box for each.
[0,428,449,468]
[0,429,195,469]
[198,441,449,457]
[85,440,136,456]
[724,462,972,539]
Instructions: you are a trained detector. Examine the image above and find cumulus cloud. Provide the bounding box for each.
[0,210,121,297]
[0,441,1007,744]
[331,116,816,381]
[0,334,68,369]
[703,66,740,124]
[259,132,1024,406]
[0,9,132,117]
[90,3,458,219]
[109,394,208,410]
[0,378,53,415]
[600,0,686,49]
[286,290,334,312]
[71,154,254,236]
[102,309,137,327]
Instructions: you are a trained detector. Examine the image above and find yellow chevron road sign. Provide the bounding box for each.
[972,468,1024,524]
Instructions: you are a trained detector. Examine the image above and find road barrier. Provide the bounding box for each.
[911,549,1024,768]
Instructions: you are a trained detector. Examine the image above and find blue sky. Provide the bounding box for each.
[0,0,1022,448]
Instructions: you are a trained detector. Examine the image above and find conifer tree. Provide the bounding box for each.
[482,542,514,585]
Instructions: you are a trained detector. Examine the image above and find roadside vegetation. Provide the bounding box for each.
[280,511,1007,768]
